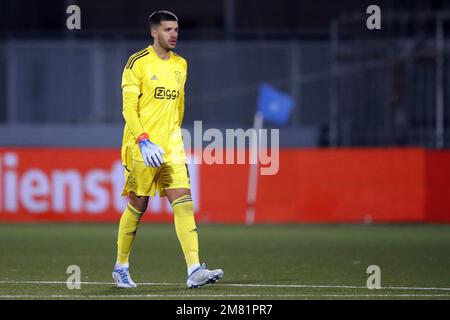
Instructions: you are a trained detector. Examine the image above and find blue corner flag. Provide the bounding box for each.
[258,83,294,125]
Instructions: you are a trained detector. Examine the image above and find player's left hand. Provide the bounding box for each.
[137,133,165,168]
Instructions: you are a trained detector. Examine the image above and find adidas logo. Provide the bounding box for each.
[151,75,158,80]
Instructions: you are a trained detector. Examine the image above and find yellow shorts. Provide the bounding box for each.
[122,160,191,197]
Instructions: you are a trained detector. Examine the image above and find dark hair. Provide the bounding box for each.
[149,10,178,29]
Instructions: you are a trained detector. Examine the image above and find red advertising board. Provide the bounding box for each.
[0,147,449,223]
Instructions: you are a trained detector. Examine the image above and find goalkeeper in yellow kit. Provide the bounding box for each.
[112,10,223,288]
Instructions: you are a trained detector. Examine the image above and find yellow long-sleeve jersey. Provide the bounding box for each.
[121,45,188,166]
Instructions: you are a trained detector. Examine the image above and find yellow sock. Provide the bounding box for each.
[116,203,143,265]
[172,195,200,269]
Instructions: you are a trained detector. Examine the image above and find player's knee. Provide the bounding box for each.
[130,199,148,213]
[128,193,149,213]
[167,188,191,204]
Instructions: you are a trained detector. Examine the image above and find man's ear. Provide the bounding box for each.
[150,27,158,40]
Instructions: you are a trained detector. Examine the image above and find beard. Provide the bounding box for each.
[159,39,176,51]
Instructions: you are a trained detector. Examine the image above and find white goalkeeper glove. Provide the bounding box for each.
[137,133,165,168]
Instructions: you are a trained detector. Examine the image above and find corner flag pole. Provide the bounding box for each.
[246,111,263,225]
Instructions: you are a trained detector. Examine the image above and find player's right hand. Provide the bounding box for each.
[137,133,165,168]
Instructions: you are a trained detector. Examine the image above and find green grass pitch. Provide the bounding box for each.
[0,223,450,300]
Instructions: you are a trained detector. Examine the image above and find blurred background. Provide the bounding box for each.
[0,0,449,224]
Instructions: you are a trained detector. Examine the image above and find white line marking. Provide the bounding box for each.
[0,294,262,298]
[1,280,450,292]
[221,284,450,292]
[0,294,449,299]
